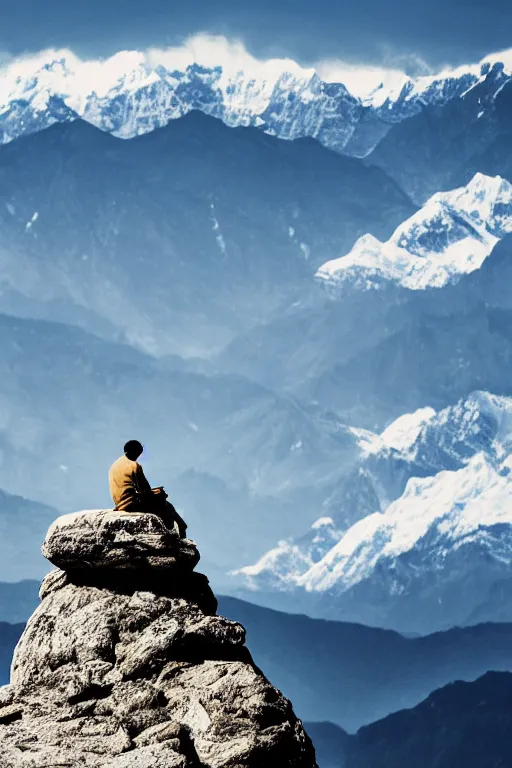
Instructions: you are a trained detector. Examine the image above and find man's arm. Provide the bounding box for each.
[134,463,153,496]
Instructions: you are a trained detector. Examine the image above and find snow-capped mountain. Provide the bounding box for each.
[316,173,512,291]
[235,392,512,632]
[1,39,511,157]
[367,56,512,203]
[301,451,512,594]
[236,517,342,592]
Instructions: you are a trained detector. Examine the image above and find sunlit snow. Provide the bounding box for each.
[317,174,512,290]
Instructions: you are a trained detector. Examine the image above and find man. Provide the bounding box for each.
[108,440,187,537]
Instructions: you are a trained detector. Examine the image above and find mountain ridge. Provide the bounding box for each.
[1,42,512,158]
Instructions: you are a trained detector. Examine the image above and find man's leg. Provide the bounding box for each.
[166,502,187,538]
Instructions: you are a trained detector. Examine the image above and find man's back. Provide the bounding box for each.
[108,454,151,511]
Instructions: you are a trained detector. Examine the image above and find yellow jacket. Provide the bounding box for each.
[108,454,152,511]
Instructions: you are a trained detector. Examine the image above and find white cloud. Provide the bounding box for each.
[314,58,408,98]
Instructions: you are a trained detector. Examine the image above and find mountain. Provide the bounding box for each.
[304,723,348,768]
[219,172,512,421]
[368,61,512,203]
[0,623,23,686]
[0,581,39,624]
[1,44,511,159]
[234,391,512,634]
[220,232,512,429]
[317,173,512,291]
[346,672,512,768]
[218,596,512,732]
[0,492,60,580]
[0,113,412,359]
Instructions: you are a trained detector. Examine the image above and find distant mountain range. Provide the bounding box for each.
[0,113,412,359]
[1,45,511,170]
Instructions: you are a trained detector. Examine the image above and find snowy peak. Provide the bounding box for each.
[1,39,512,154]
[354,391,512,468]
[237,391,512,599]
[234,517,342,591]
[316,174,512,291]
[300,451,512,594]
[350,406,437,458]
[361,56,512,117]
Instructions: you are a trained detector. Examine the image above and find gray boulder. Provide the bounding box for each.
[0,511,317,767]
[42,510,200,572]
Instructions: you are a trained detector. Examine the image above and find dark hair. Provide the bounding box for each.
[124,440,143,460]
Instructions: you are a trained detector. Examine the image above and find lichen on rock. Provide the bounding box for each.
[0,510,317,767]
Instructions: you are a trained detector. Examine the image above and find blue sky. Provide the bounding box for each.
[2,0,511,72]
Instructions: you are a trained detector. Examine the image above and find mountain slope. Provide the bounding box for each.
[368,61,512,203]
[346,672,512,768]
[0,113,413,358]
[234,392,512,633]
[0,582,39,624]
[1,44,511,159]
[218,193,512,429]
[317,173,512,291]
[0,493,60,580]
[304,723,348,768]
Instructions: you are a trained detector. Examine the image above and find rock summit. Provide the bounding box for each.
[0,510,317,767]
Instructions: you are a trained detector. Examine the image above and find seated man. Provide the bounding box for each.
[108,440,187,538]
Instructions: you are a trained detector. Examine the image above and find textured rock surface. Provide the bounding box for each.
[42,510,200,572]
[0,511,317,767]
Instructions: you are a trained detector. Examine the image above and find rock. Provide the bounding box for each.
[42,510,200,572]
[0,511,317,767]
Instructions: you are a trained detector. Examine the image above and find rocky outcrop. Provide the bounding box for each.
[0,510,317,767]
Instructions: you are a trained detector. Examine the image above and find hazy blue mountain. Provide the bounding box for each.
[0,112,412,359]
[0,581,39,624]
[304,722,348,768]
[465,578,512,626]
[0,493,60,581]
[218,596,512,731]
[0,623,23,685]
[346,672,512,768]
[220,221,512,430]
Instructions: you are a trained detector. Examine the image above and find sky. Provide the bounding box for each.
[1,0,511,74]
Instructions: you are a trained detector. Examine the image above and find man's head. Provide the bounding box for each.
[124,440,143,461]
